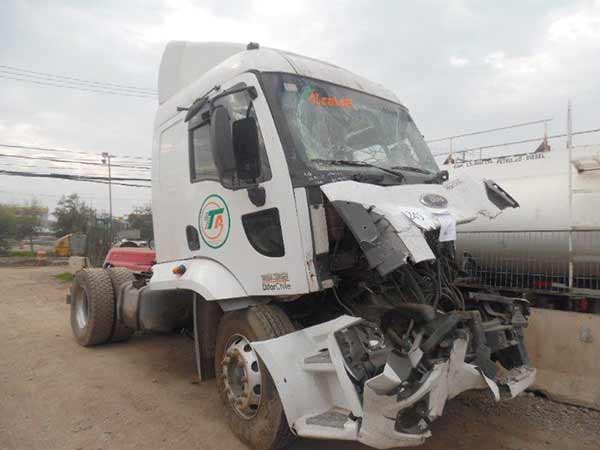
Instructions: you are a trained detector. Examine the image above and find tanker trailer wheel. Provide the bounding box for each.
[215,305,295,450]
[70,268,115,346]
[106,267,135,343]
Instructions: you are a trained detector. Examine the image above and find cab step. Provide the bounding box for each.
[294,408,358,440]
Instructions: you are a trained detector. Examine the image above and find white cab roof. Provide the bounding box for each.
[157,41,402,121]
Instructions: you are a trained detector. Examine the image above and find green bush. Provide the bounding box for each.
[54,272,74,282]
[8,250,37,257]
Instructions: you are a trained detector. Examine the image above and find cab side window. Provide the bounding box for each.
[214,90,272,184]
[189,121,218,182]
[188,86,272,185]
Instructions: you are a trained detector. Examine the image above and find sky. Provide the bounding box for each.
[1,0,599,217]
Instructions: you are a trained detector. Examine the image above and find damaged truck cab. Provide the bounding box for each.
[69,41,535,450]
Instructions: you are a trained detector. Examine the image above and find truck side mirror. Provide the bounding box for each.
[232,117,261,182]
[210,106,236,184]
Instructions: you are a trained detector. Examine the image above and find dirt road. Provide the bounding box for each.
[1,266,598,450]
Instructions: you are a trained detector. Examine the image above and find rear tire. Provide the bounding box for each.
[215,305,295,450]
[70,268,115,346]
[106,267,136,342]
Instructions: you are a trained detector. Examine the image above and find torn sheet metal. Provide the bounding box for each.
[320,175,509,231]
[252,316,533,449]
[500,366,537,398]
[328,200,411,275]
[326,199,434,266]
[251,315,364,430]
[397,225,436,263]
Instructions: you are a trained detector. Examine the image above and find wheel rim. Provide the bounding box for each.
[221,334,262,420]
[74,289,89,330]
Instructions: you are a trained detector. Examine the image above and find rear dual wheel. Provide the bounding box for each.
[105,267,135,342]
[71,268,115,346]
[70,267,134,346]
[215,305,295,450]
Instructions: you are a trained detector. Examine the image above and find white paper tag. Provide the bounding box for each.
[399,207,436,230]
[435,213,456,242]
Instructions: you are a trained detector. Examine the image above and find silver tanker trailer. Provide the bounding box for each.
[441,143,600,312]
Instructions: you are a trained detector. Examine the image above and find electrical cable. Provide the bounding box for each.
[0,169,151,187]
[432,127,600,157]
[0,73,156,99]
[332,285,355,316]
[0,152,150,169]
[0,64,156,93]
[0,143,151,161]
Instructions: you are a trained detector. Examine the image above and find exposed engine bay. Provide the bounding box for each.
[253,177,535,448]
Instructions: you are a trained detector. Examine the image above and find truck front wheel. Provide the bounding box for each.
[215,305,295,450]
[70,268,115,346]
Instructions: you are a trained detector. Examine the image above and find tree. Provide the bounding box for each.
[15,200,43,252]
[52,194,94,237]
[127,204,153,241]
[0,205,17,254]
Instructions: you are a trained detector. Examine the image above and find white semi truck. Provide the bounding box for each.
[68,41,536,450]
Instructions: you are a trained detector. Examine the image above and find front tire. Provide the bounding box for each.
[70,268,115,346]
[215,305,295,450]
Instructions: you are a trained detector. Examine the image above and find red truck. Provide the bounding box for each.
[103,247,155,272]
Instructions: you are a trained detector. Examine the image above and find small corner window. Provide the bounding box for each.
[189,122,219,182]
[185,225,200,250]
[242,208,285,257]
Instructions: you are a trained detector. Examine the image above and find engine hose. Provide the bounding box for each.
[403,266,428,304]
[432,259,443,310]
[332,285,354,316]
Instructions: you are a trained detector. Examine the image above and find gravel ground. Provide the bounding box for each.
[1,266,598,450]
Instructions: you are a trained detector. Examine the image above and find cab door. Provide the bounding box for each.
[183,73,309,297]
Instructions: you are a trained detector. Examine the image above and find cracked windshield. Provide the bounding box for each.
[275,74,439,176]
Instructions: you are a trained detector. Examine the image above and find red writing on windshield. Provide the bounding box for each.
[308,92,353,108]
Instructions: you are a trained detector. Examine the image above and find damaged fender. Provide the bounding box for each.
[320,175,517,266]
[252,316,536,449]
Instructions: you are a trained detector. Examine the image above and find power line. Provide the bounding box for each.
[0,143,151,161]
[427,118,554,143]
[0,161,150,176]
[0,64,156,94]
[0,190,149,202]
[0,161,101,172]
[0,169,151,188]
[0,152,151,170]
[433,127,600,156]
[0,169,151,184]
[0,73,157,99]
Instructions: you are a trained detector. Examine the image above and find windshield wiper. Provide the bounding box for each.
[391,165,450,183]
[390,165,433,175]
[311,159,405,182]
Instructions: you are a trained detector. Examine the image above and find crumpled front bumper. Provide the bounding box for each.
[359,336,536,448]
[252,315,536,449]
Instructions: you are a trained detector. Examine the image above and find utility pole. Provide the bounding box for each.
[566,100,573,148]
[102,152,113,244]
[566,101,573,289]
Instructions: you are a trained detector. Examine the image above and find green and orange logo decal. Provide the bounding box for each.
[199,194,231,249]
